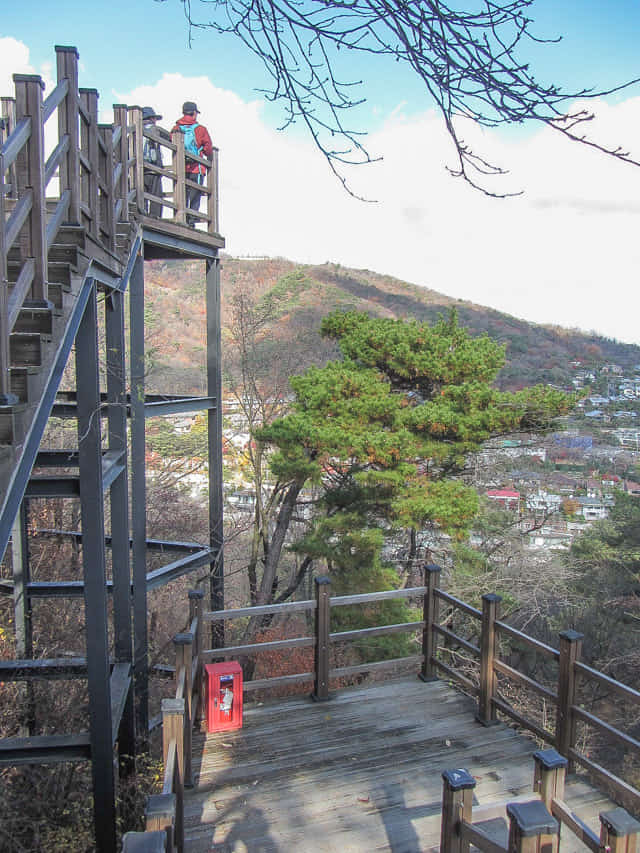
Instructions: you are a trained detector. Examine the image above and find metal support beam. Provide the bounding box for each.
[105,287,135,766]
[130,247,148,743]
[206,257,224,646]
[11,500,35,733]
[75,280,117,853]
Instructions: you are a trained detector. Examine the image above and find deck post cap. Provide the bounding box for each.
[442,768,476,790]
[189,589,205,599]
[506,800,558,836]
[55,45,80,57]
[533,749,568,770]
[559,629,584,642]
[315,576,331,586]
[600,807,640,836]
[145,792,176,818]
[482,592,502,603]
[161,697,185,714]
[173,632,193,646]
[424,563,442,574]
[12,74,45,89]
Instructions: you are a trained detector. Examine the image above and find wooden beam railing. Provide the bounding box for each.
[440,750,640,853]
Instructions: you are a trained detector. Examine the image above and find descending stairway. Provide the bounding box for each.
[0,218,136,558]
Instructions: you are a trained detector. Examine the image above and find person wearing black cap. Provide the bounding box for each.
[142,106,164,218]
[172,101,213,227]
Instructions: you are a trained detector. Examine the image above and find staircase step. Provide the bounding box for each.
[13,305,53,335]
[7,260,73,287]
[10,332,43,367]
[10,367,39,403]
[54,225,86,249]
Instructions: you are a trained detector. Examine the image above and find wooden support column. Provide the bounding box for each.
[555,629,583,765]
[146,793,176,850]
[1,97,18,198]
[0,147,12,403]
[174,633,193,788]
[440,768,476,853]
[207,147,218,234]
[13,74,48,304]
[532,749,567,812]
[112,104,130,222]
[80,89,99,239]
[312,576,331,702]
[55,46,80,224]
[506,800,559,853]
[419,563,441,682]
[129,106,145,214]
[99,123,116,251]
[477,593,501,725]
[189,590,205,725]
[206,257,224,647]
[600,808,640,853]
[162,698,185,853]
[172,129,186,225]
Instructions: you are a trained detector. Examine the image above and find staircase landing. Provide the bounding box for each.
[185,676,615,852]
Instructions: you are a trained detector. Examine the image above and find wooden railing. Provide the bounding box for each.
[124,568,640,850]
[0,44,220,406]
[441,749,640,853]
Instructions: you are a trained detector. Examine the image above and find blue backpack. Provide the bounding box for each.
[179,123,204,173]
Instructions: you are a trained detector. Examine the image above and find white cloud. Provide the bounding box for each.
[4,36,639,345]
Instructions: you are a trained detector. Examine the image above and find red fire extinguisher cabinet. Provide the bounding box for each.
[205,661,243,733]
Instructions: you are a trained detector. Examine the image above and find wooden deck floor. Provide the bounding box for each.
[185,676,614,852]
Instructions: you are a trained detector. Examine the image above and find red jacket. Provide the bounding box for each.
[171,115,213,174]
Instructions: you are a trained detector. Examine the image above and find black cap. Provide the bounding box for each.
[142,106,162,121]
[182,101,200,114]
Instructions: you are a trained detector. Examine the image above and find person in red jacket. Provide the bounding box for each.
[172,101,213,227]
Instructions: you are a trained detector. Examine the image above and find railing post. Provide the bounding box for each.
[174,632,193,788]
[55,46,80,224]
[311,576,331,702]
[532,749,567,812]
[80,89,99,240]
[189,589,205,725]
[1,97,18,198]
[419,563,441,682]
[207,147,218,234]
[555,629,583,765]
[162,697,184,853]
[99,123,116,252]
[599,808,640,853]
[477,592,501,726]
[507,801,559,853]
[129,106,145,215]
[13,73,48,304]
[112,104,130,222]
[440,768,476,853]
[146,793,176,852]
[172,130,187,226]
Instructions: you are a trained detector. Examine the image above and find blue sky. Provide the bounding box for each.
[2,2,640,343]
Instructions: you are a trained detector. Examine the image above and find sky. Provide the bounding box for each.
[2,1,640,344]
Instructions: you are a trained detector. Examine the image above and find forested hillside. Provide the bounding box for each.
[144,257,640,394]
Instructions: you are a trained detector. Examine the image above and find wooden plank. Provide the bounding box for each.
[330,655,423,679]
[330,586,426,607]
[493,658,557,703]
[493,697,555,745]
[0,733,91,764]
[550,798,600,853]
[435,658,479,694]
[435,589,482,619]
[572,706,640,756]
[330,621,423,643]
[42,77,69,123]
[495,621,559,660]
[574,662,640,706]
[460,820,507,853]
[0,116,31,170]
[202,636,314,660]
[435,623,480,656]
[205,598,315,621]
